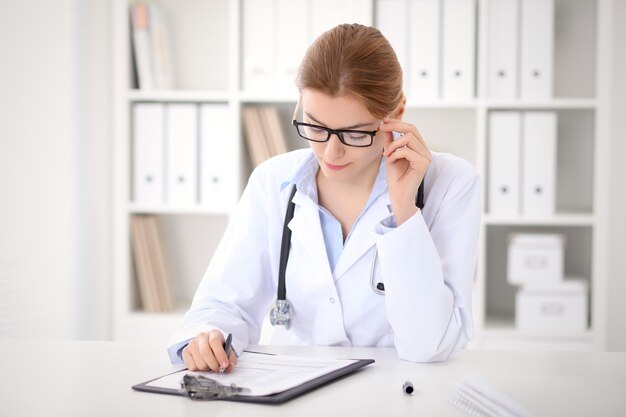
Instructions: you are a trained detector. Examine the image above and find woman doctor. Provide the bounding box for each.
[168,23,481,372]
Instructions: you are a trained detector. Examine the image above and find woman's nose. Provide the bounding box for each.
[324,133,345,159]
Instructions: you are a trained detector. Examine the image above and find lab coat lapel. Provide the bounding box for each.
[332,194,392,280]
[287,191,333,280]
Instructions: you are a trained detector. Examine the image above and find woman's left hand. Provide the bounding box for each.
[378,118,432,225]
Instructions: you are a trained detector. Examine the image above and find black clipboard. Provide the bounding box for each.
[132,351,375,404]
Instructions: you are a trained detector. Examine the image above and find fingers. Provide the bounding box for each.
[182,345,198,370]
[182,331,240,373]
[226,351,238,372]
[379,119,432,161]
[183,331,222,372]
[208,331,230,371]
[378,118,422,140]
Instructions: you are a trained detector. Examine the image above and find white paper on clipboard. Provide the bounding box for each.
[146,351,360,397]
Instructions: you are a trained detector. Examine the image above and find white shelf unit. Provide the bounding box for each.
[112,0,610,350]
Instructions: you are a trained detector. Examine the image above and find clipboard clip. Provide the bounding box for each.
[180,374,249,400]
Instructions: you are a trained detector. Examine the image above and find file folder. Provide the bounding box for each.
[133,103,165,205]
[276,0,308,94]
[166,103,198,206]
[521,112,557,216]
[487,0,519,99]
[312,0,373,40]
[520,0,554,99]
[133,351,374,404]
[442,0,476,100]
[199,104,238,211]
[376,0,409,93]
[242,0,274,91]
[409,0,440,101]
[489,112,521,216]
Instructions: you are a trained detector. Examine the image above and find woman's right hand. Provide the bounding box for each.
[182,330,238,372]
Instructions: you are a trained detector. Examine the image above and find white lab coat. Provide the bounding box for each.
[167,148,481,364]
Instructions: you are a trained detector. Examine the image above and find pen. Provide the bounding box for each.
[220,333,233,373]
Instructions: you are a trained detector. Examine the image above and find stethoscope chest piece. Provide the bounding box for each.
[270,299,292,329]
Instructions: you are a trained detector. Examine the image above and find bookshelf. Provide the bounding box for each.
[112,0,610,351]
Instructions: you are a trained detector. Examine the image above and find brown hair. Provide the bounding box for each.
[295,23,405,119]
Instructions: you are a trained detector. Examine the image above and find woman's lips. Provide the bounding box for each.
[324,161,348,171]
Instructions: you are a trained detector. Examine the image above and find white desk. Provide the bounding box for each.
[1,339,625,417]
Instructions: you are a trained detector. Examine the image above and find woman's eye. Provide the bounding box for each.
[347,134,368,140]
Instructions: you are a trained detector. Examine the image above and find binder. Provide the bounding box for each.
[408,0,440,101]
[133,103,165,205]
[148,3,174,90]
[487,0,519,99]
[242,0,274,91]
[442,0,476,100]
[199,103,237,211]
[488,112,521,216]
[376,0,409,93]
[275,0,308,95]
[259,106,289,155]
[130,215,161,312]
[312,0,373,40]
[132,351,374,404]
[242,107,270,166]
[145,215,174,312]
[521,112,557,216]
[130,4,154,90]
[520,0,554,99]
[166,103,198,206]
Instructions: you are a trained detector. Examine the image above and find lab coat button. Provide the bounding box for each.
[329,297,335,304]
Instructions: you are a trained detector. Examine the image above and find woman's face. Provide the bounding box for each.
[300,88,385,186]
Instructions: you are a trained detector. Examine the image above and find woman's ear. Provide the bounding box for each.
[393,96,407,120]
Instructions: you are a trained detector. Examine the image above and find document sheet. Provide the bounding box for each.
[147,351,359,397]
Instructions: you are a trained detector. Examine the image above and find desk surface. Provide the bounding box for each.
[1,339,625,417]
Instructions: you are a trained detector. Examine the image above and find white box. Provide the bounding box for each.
[515,279,588,331]
[521,112,557,217]
[488,111,521,216]
[507,233,564,286]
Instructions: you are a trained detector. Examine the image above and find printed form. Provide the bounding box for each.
[147,351,359,397]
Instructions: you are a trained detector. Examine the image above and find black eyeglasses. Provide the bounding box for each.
[292,120,377,147]
[291,97,378,148]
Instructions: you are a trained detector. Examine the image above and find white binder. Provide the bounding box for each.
[487,0,519,99]
[276,0,308,95]
[133,103,164,205]
[488,112,521,216]
[442,0,476,100]
[242,0,274,92]
[199,104,237,211]
[408,0,440,101]
[165,103,198,206]
[376,0,409,92]
[521,112,557,216]
[520,0,554,99]
[313,0,373,40]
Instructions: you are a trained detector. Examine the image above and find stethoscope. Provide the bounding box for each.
[269,181,425,329]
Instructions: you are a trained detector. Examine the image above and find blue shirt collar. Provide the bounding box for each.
[280,150,389,207]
